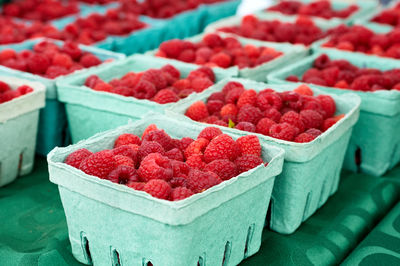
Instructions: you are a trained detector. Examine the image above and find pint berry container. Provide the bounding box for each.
[47,114,284,266]
[0,76,45,187]
[169,78,361,234]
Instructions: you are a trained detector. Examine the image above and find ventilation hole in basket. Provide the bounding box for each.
[265,198,274,228]
[80,233,92,264]
[111,248,121,266]
[17,152,23,176]
[197,256,205,266]
[355,148,361,172]
[244,224,255,258]
[222,241,231,266]
[302,192,312,221]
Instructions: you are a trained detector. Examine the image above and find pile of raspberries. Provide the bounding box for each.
[0,40,103,79]
[287,54,400,91]
[216,15,327,46]
[372,2,400,27]
[184,81,344,143]
[0,81,33,104]
[156,33,283,69]
[65,125,267,201]
[323,25,400,59]
[84,65,215,104]
[267,0,358,19]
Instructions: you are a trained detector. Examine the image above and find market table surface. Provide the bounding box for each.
[0,157,399,266]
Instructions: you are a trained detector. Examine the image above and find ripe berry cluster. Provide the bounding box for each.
[372,3,400,27]
[59,9,147,45]
[286,54,400,91]
[2,0,79,22]
[156,33,282,69]
[78,0,115,4]
[0,40,103,79]
[185,82,344,142]
[323,25,400,59]
[0,81,33,104]
[267,0,358,19]
[84,65,215,104]
[65,125,266,201]
[217,15,327,46]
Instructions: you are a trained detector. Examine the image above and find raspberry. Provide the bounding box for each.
[16,85,33,95]
[138,141,165,160]
[184,138,209,159]
[178,49,195,63]
[185,101,209,121]
[0,49,16,62]
[114,155,135,168]
[171,160,190,178]
[256,118,276,136]
[143,179,171,200]
[235,155,263,174]
[165,148,184,161]
[190,77,213,93]
[235,122,256,132]
[210,52,232,68]
[80,53,101,68]
[160,39,184,58]
[85,75,101,88]
[142,124,158,138]
[178,137,194,152]
[195,66,215,82]
[294,133,316,143]
[322,114,344,131]
[142,69,168,90]
[236,135,261,157]
[27,54,50,74]
[198,127,223,141]
[65,148,93,169]
[204,134,239,163]
[294,84,313,96]
[225,86,245,104]
[127,182,145,191]
[62,41,82,60]
[263,108,281,123]
[208,92,225,102]
[186,155,206,170]
[133,80,157,99]
[161,64,180,80]
[300,109,323,130]
[169,177,188,188]
[204,158,237,180]
[237,105,263,125]
[269,123,298,141]
[203,33,224,48]
[171,187,194,201]
[186,169,222,193]
[138,153,173,182]
[114,134,141,148]
[257,92,283,111]
[286,75,299,82]
[213,120,229,127]
[52,53,73,69]
[143,129,173,151]
[207,100,224,114]
[0,81,11,93]
[280,111,305,133]
[305,128,323,137]
[202,115,219,124]
[317,95,336,118]
[237,89,257,108]
[79,150,116,179]
[173,79,191,91]
[108,165,139,184]
[220,103,238,117]
[222,82,245,95]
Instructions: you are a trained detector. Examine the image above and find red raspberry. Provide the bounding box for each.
[294,84,313,96]
[133,80,157,99]
[143,179,171,200]
[225,86,245,104]
[195,47,213,64]
[220,103,238,117]
[52,53,73,69]
[198,127,223,141]
[169,177,188,188]
[161,64,180,80]
[0,49,16,62]
[202,115,219,124]
[171,187,194,201]
[194,66,215,82]
[138,141,165,160]
[222,81,244,95]
[280,111,305,133]
[165,148,184,161]
[186,155,206,170]
[114,134,141,148]
[178,49,195,63]
[178,137,194,152]
[173,79,191,91]
[269,123,298,141]
[108,165,139,184]
[190,77,213,93]
[0,81,11,93]
[79,150,116,179]
[210,52,232,68]
[142,69,168,90]
[204,134,239,163]
[236,135,261,157]
[305,128,323,137]
[204,159,238,180]
[127,182,145,191]
[187,169,222,193]
[237,105,263,125]
[237,89,257,109]
[153,88,179,104]
[184,138,209,159]
[85,75,101,88]
[160,39,184,58]
[300,110,323,130]
[185,101,209,121]
[207,100,224,114]
[317,95,336,118]
[213,120,229,127]
[263,108,281,123]
[27,54,50,74]
[235,155,263,174]
[294,133,316,143]
[80,53,101,68]
[65,148,93,169]
[62,41,82,60]
[171,160,190,178]
[114,155,135,168]
[142,124,158,138]
[257,92,283,111]
[322,114,344,131]
[143,129,173,151]
[235,122,256,132]
[16,85,33,95]
[138,153,173,182]
[203,33,224,47]
[208,92,225,102]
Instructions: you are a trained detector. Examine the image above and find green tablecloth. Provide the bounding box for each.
[0,158,399,266]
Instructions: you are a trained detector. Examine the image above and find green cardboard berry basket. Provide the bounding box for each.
[268,50,400,177]
[147,32,308,82]
[0,76,45,187]
[261,0,377,25]
[56,54,236,144]
[0,38,125,156]
[47,114,285,266]
[168,78,361,234]
[201,0,241,27]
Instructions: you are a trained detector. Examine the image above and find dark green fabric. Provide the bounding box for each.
[0,158,399,266]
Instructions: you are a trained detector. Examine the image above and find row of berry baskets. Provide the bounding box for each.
[3,1,400,265]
